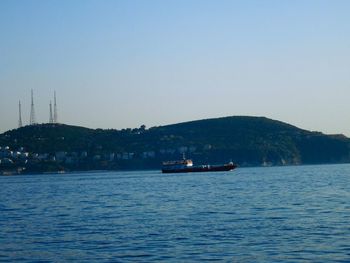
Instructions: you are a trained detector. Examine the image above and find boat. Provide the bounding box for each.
[161,157,237,174]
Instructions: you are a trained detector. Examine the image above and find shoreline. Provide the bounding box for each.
[2,162,350,176]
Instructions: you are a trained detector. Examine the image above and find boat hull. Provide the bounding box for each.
[162,163,237,174]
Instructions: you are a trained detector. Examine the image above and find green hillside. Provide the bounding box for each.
[151,116,350,165]
[1,116,349,172]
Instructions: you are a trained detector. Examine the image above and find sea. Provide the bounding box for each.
[1,164,350,262]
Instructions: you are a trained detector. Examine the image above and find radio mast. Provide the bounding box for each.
[18,100,23,128]
[49,101,54,123]
[54,91,58,123]
[29,89,36,125]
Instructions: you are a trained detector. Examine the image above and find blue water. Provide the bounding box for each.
[1,164,350,262]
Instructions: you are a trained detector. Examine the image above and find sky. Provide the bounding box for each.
[1,0,349,136]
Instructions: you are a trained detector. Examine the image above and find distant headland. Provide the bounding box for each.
[1,116,349,175]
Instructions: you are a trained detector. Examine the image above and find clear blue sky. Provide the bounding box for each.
[1,0,349,135]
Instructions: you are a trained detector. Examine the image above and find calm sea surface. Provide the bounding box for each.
[1,164,350,262]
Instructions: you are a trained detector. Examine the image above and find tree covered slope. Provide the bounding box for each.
[1,116,349,167]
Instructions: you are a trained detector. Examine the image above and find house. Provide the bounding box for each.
[142,151,155,159]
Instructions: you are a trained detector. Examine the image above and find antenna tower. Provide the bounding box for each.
[54,91,58,123]
[49,101,54,124]
[29,89,36,125]
[18,100,23,128]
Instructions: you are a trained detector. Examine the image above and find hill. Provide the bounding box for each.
[0,116,349,172]
[150,116,350,165]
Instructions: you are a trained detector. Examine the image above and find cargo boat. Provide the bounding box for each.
[162,158,237,174]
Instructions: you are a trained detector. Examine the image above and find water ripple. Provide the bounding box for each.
[1,164,350,262]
